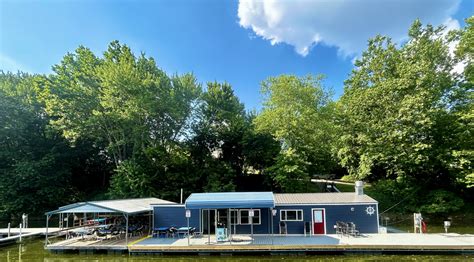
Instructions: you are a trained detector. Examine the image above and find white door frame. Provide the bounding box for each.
[311,208,327,235]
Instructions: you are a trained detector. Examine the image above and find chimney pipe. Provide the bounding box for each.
[355,181,364,195]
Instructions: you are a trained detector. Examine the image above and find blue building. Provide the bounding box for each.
[152,182,379,236]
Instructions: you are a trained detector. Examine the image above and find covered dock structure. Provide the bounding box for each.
[45,197,174,251]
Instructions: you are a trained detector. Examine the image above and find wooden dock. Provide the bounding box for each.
[0,227,61,246]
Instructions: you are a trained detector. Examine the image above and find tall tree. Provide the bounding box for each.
[337,20,472,212]
[453,16,474,188]
[0,72,108,217]
[189,82,245,192]
[254,74,336,192]
[38,41,201,198]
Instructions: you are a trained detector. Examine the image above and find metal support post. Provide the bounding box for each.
[19,223,22,242]
[45,214,50,246]
[207,209,210,245]
[125,213,129,245]
[187,216,190,246]
[228,208,231,245]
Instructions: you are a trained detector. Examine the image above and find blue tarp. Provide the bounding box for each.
[185,192,275,209]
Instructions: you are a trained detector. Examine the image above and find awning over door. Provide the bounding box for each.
[185,192,275,209]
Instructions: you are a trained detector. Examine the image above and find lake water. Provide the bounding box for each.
[0,239,472,262]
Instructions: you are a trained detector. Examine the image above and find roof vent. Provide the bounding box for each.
[355,181,364,195]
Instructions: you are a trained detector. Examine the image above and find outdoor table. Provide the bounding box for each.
[177,227,193,238]
[72,228,90,240]
[154,227,169,238]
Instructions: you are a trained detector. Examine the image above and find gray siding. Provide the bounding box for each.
[153,205,200,231]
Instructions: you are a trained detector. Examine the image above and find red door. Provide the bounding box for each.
[313,209,325,234]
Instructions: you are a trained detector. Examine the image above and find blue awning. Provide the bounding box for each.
[185,192,275,209]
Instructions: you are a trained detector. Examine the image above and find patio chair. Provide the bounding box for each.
[167,226,177,238]
[348,222,360,237]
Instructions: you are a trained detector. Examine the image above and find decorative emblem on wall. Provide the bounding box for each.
[366,206,375,216]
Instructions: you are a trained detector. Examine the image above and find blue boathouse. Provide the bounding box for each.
[152,182,379,238]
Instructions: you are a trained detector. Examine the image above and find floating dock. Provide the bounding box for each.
[0,228,61,246]
[45,233,474,255]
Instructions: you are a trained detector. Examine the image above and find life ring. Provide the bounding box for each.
[421,221,427,233]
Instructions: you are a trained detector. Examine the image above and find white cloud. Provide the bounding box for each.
[238,0,461,57]
[0,53,33,73]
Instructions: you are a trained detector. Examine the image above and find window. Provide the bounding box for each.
[238,209,261,225]
[314,210,323,223]
[280,210,303,221]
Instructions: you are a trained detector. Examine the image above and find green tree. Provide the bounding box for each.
[0,72,108,217]
[337,20,471,211]
[453,16,474,187]
[254,74,336,192]
[37,41,201,198]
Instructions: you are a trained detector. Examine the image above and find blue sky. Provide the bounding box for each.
[1,0,472,110]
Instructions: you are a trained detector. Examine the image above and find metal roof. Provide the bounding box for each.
[185,192,275,209]
[46,197,175,215]
[274,193,377,205]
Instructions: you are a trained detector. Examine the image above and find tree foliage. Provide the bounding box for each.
[254,74,337,191]
[336,20,473,211]
[0,18,472,217]
[0,72,109,217]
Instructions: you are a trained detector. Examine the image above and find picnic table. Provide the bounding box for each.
[177,227,194,238]
[71,228,91,239]
[154,226,170,238]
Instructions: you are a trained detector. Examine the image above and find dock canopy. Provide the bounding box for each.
[185,192,275,209]
[46,197,175,215]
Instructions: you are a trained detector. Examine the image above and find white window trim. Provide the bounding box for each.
[280,209,304,222]
[238,209,261,225]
